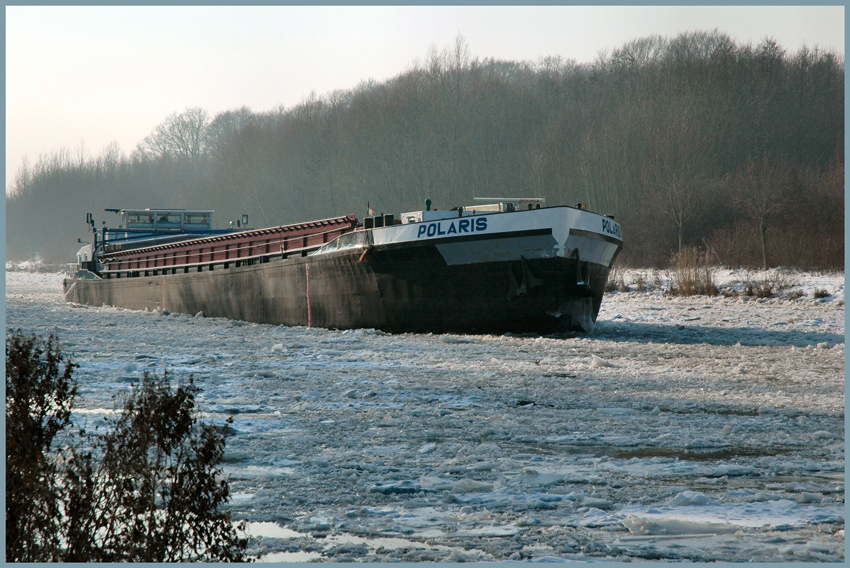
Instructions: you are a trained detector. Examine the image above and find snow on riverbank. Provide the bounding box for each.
[6,269,844,562]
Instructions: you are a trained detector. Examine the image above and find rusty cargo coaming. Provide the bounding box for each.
[100,214,357,274]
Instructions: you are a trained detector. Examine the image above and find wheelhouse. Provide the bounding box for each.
[118,208,214,232]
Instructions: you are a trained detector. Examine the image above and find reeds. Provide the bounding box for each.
[666,246,718,297]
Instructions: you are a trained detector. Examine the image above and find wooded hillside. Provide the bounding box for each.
[7,32,844,268]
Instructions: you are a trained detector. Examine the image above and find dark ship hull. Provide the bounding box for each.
[64,204,622,334]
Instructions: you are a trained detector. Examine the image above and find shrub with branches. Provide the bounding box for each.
[6,331,77,561]
[666,246,718,297]
[5,330,248,562]
[741,271,799,299]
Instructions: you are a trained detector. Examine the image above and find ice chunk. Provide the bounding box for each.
[474,443,501,453]
[669,491,710,506]
[806,541,832,553]
[369,480,419,494]
[518,473,564,488]
[577,508,622,527]
[304,456,331,468]
[420,476,455,490]
[442,336,474,344]
[469,462,500,471]
[583,496,613,509]
[795,492,823,503]
[304,515,332,531]
[623,516,738,535]
[590,355,615,368]
[451,478,494,493]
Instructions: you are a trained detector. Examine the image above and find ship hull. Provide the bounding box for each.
[64,206,622,334]
[64,242,612,334]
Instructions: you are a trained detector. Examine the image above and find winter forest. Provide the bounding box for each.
[6,32,844,268]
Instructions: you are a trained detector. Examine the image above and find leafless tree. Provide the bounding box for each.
[137,107,210,161]
[730,155,792,270]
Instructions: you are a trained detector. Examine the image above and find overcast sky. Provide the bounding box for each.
[5,5,845,192]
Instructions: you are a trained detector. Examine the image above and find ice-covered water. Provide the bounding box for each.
[6,269,845,562]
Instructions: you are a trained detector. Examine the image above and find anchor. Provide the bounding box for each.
[507,256,544,299]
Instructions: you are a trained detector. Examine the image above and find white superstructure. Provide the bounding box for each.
[370,202,621,268]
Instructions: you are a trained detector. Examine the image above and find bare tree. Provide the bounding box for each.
[11,155,32,195]
[730,155,792,270]
[641,96,710,254]
[204,106,256,164]
[137,107,210,161]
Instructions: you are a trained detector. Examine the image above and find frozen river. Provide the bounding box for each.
[6,269,845,562]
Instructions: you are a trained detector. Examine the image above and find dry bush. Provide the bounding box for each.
[605,267,629,293]
[652,270,663,290]
[741,271,800,298]
[666,247,718,297]
[628,270,662,293]
[6,331,76,562]
[743,278,774,298]
[5,331,248,562]
[813,288,831,299]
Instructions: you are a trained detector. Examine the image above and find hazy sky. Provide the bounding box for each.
[5,5,845,192]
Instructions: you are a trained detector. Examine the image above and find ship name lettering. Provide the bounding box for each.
[601,218,622,238]
[416,217,488,239]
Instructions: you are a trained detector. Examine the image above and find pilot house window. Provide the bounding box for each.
[126,213,154,226]
[156,214,182,227]
[184,213,211,226]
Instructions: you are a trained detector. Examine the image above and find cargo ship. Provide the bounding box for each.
[63,199,622,334]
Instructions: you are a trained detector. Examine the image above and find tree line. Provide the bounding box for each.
[6,31,844,268]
